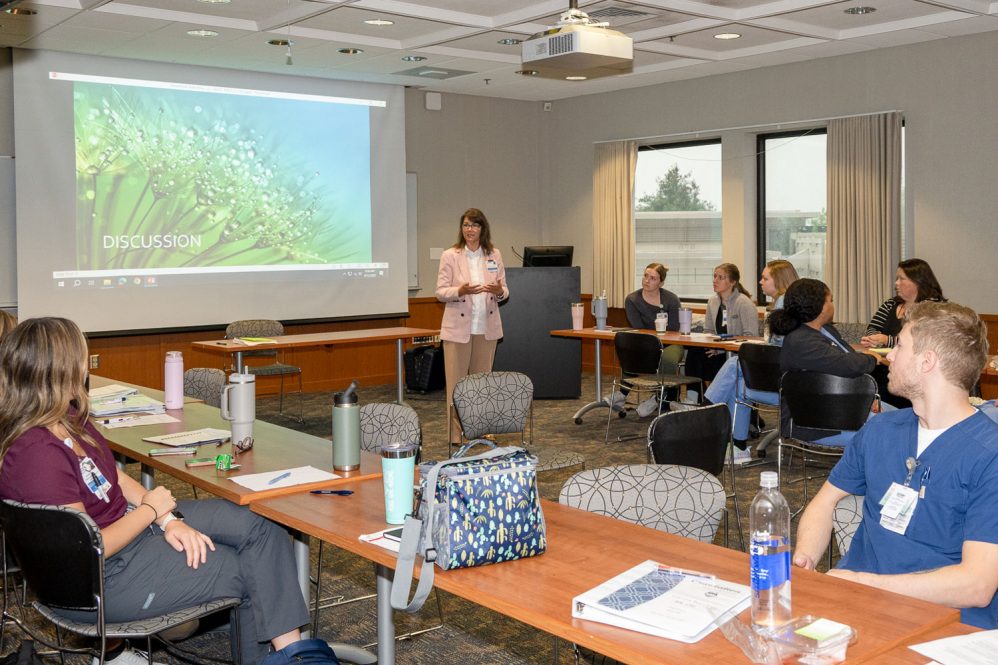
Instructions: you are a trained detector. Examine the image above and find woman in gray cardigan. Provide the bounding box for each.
[685,263,760,388]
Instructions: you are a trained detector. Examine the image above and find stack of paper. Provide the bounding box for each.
[143,428,231,447]
[89,383,139,403]
[91,394,165,417]
[572,560,750,643]
[234,337,277,346]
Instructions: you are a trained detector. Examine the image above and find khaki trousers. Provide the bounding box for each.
[443,336,497,443]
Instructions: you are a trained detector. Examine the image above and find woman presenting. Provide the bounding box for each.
[436,208,508,444]
[0,318,316,665]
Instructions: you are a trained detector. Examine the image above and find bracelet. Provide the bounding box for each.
[140,502,160,522]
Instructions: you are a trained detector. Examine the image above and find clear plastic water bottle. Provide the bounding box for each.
[749,471,792,634]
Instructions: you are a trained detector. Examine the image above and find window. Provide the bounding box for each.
[633,140,722,300]
[756,130,827,304]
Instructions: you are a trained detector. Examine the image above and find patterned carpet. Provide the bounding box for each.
[1,373,830,664]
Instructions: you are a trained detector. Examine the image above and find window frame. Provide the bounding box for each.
[635,137,723,303]
[755,128,828,304]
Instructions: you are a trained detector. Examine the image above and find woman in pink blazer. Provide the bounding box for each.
[435,208,509,444]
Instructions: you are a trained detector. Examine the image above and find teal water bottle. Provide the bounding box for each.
[381,442,418,524]
[332,381,360,471]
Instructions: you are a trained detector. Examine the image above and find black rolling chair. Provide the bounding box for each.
[607,332,702,443]
[735,343,782,459]
[0,500,241,665]
[778,371,878,508]
[647,403,743,549]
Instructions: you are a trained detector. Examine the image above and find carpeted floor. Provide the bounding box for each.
[1,373,835,664]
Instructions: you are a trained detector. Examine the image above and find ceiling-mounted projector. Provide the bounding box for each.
[521,2,633,80]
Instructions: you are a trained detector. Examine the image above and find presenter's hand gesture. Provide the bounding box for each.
[458,282,484,296]
[164,521,216,569]
[484,279,504,295]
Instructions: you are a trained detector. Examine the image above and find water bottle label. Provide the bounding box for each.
[750,537,791,591]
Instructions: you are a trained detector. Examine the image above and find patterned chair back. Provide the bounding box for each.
[832,494,864,557]
[452,371,533,442]
[183,368,227,408]
[359,403,421,454]
[559,464,725,543]
[225,319,285,360]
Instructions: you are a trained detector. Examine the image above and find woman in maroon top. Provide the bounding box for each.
[0,318,312,665]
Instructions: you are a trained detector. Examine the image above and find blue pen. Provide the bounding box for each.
[268,471,292,486]
[310,490,354,496]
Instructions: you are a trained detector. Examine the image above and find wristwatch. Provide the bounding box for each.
[159,509,185,530]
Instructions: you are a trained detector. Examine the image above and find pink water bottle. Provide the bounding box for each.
[164,351,184,409]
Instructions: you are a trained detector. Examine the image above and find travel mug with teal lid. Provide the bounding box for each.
[381,442,418,524]
[332,381,360,471]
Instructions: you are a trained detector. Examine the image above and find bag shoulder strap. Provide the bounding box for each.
[390,446,524,612]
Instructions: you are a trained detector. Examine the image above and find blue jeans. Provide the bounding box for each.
[704,356,778,441]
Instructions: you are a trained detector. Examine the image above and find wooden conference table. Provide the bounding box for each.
[192,327,439,404]
[252,477,957,665]
[864,622,982,665]
[96,391,382,606]
[550,327,757,424]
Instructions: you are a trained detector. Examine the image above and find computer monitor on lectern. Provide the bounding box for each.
[522,246,573,267]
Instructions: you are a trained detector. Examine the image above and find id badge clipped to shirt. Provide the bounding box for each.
[878,481,918,535]
[80,456,112,504]
[486,258,498,274]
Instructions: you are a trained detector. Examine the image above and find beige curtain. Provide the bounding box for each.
[592,141,637,308]
[825,112,902,323]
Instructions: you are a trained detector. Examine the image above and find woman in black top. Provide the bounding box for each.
[624,263,681,330]
[860,258,944,349]
[860,258,944,408]
[770,279,883,439]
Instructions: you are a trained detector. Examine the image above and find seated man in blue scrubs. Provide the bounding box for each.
[793,301,998,628]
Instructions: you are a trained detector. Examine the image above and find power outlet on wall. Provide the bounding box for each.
[89,354,100,369]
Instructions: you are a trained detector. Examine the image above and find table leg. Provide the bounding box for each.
[395,339,405,404]
[293,531,312,638]
[235,350,244,374]
[572,338,611,424]
[140,463,154,490]
[376,564,395,665]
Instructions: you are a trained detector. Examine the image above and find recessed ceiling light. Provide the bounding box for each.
[565,75,587,81]
[844,6,877,14]
[197,0,231,4]
[5,7,37,15]
[187,29,219,38]
[401,55,426,62]
[338,48,363,55]
[497,38,522,46]
[268,39,291,47]
[364,19,394,26]
[515,70,538,76]
[713,33,741,40]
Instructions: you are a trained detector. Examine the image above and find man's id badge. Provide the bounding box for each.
[878,482,918,535]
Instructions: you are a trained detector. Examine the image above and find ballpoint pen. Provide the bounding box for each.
[99,416,134,425]
[309,490,354,496]
[268,471,292,485]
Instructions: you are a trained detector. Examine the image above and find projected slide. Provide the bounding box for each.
[15,51,408,333]
[69,74,374,274]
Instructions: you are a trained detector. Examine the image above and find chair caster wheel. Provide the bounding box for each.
[574,418,583,425]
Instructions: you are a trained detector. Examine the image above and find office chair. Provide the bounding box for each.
[734,342,782,459]
[452,372,584,472]
[778,371,878,510]
[647,403,743,549]
[0,500,241,665]
[225,319,303,422]
[607,332,702,443]
[183,367,227,408]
